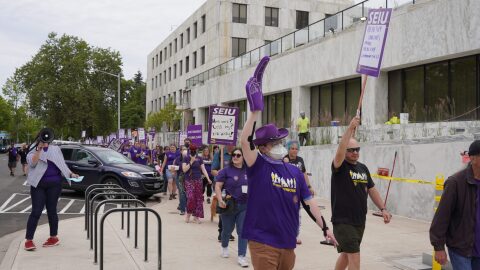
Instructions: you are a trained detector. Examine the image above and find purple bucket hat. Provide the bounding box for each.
[252,124,289,146]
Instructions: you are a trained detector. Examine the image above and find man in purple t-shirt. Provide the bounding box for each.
[129,142,140,163]
[430,140,480,269]
[240,56,337,269]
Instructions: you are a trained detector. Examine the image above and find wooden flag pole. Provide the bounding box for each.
[356,74,368,117]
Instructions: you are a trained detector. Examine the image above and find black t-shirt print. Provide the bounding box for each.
[330,160,375,226]
[284,155,306,173]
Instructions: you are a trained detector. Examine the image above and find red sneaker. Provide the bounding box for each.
[24,240,36,251]
[42,237,60,247]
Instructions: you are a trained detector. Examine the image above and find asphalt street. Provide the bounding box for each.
[0,153,162,237]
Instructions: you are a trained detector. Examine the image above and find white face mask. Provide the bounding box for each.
[268,144,288,160]
[182,150,188,156]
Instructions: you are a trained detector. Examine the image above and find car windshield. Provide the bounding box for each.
[93,148,134,164]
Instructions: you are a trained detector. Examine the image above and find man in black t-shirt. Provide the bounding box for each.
[331,116,392,270]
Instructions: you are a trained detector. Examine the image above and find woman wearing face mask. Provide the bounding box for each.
[24,129,79,251]
[240,56,337,269]
[182,144,212,223]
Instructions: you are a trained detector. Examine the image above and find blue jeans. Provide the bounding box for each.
[175,174,186,212]
[26,180,62,240]
[221,203,247,256]
[448,248,480,270]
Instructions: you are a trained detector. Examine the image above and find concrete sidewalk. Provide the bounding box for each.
[0,197,434,270]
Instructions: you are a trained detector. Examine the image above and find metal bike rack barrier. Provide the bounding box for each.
[100,208,162,270]
[85,184,122,230]
[88,191,133,242]
[93,199,146,263]
[86,187,129,239]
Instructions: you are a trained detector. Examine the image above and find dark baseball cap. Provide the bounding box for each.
[468,140,480,156]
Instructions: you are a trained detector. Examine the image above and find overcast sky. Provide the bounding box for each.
[0,0,206,87]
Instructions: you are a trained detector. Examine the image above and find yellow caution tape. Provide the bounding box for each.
[371,174,436,185]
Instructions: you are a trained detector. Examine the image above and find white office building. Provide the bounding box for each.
[147,0,480,220]
[146,0,353,131]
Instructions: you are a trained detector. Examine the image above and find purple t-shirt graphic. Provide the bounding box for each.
[183,155,203,181]
[242,154,312,249]
[216,166,248,204]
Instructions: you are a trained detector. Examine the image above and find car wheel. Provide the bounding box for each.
[102,178,122,200]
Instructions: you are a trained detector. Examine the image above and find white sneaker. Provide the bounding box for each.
[221,247,229,258]
[238,256,249,267]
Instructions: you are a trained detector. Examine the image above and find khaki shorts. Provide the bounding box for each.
[333,223,365,253]
[249,240,295,270]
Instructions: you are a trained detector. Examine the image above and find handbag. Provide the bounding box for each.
[216,196,237,215]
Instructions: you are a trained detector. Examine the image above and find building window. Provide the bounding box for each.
[151,78,154,90]
[310,78,361,126]
[164,48,167,60]
[169,43,172,57]
[261,92,291,128]
[155,75,157,88]
[388,55,479,122]
[200,46,205,65]
[155,99,157,112]
[159,73,162,86]
[193,51,197,69]
[151,101,153,113]
[173,92,177,105]
[168,67,171,81]
[151,57,154,69]
[174,38,177,53]
[232,3,247,24]
[180,33,184,48]
[232,37,246,57]
[174,64,177,79]
[325,14,338,32]
[203,107,210,131]
[296,10,309,29]
[180,60,183,76]
[164,70,166,84]
[265,7,279,27]
[193,21,198,39]
[201,15,206,33]
[155,54,158,67]
[187,28,190,44]
[227,100,247,127]
[160,51,162,64]
[186,56,190,73]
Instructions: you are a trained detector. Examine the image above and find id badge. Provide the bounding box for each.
[241,185,248,194]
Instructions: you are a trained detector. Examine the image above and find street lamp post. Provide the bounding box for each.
[96,70,121,131]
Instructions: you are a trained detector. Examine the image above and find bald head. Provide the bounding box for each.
[345,137,360,164]
[347,138,359,149]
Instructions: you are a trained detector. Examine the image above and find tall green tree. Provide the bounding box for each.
[121,71,146,129]
[145,100,182,132]
[0,95,13,132]
[13,32,122,139]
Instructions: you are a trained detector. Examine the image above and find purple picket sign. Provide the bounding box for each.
[187,124,203,146]
[207,105,239,146]
[356,8,393,78]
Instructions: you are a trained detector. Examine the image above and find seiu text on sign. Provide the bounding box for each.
[213,107,236,115]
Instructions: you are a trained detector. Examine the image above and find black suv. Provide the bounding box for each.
[60,144,163,198]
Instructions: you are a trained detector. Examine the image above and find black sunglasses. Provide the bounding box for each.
[346,147,360,153]
[232,153,243,158]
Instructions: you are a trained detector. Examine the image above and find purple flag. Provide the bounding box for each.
[207,106,239,146]
[187,124,203,146]
[356,8,392,77]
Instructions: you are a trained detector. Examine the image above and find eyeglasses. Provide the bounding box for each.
[346,147,360,153]
[232,153,242,158]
